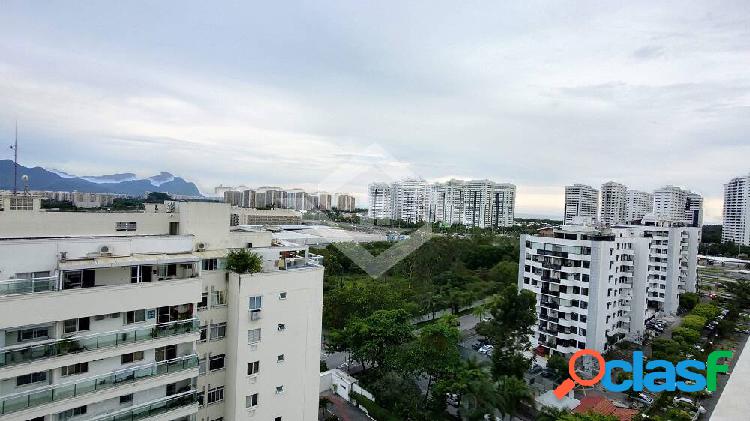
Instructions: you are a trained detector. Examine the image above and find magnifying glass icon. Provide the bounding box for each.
[553,349,606,399]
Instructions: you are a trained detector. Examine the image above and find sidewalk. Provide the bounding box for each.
[320,391,372,421]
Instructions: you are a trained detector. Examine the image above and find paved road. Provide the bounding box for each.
[702,331,749,419]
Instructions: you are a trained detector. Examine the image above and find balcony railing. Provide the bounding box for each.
[0,354,198,415]
[0,276,57,296]
[86,390,198,421]
[0,319,199,368]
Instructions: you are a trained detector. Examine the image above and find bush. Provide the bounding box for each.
[226,249,262,274]
[672,327,700,344]
[691,303,720,319]
[681,315,707,331]
[350,391,401,421]
[679,292,699,312]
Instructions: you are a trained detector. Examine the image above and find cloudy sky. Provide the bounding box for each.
[1,1,748,221]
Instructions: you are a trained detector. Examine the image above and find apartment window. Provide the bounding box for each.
[59,405,87,420]
[61,362,88,377]
[199,325,208,342]
[245,393,258,408]
[249,296,262,310]
[277,354,285,363]
[119,394,133,404]
[202,259,218,271]
[209,354,226,371]
[199,358,206,375]
[124,309,146,324]
[275,385,284,394]
[210,323,227,341]
[247,360,260,375]
[198,292,209,310]
[277,323,286,332]
[155,345,177,362]
[207,386,224,404]
[63,317,90,334]
[212,290,227,306]
[121,351,145,364]
[278,292,287,300]
[275,418,282,421]
[9,196,34,210]
[115,221,137,231]
[16,371,47,386]
[248,328,262,344]
[16,326,49,342]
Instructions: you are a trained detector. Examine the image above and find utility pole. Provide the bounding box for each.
[10,122,18,195]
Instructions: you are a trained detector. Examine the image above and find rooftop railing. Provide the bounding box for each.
[0,319,199,369]
[0,276,57,296]
[0,354,198,415]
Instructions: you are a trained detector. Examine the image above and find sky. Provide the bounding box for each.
[1,1,749,222]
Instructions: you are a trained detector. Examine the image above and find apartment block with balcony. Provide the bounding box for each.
[600,181,627,226]
[0,198,324,421]
[722,174,750,246]
[564,184,599,225]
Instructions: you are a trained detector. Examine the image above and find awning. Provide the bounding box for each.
[59,253,199,270]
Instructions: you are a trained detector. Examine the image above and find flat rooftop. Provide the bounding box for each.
[709,337,750,420]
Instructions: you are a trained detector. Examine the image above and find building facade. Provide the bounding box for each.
[0,198,323,421]
[625,190,653,223]
[722,174,750,246]
[564,184,599,225]
[600,182,627,226]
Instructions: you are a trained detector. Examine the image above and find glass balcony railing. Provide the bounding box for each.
[0,355,198,415]
[86,390,198,421]
[0,319,199,368]
[0,277,57,296]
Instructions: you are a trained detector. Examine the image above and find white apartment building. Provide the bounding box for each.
[335,194,356,212]
[652,185,703,227]
[367,183,393,220]
[519,222,699,356]
[600,182,627,226]
[391,179,430,224]
[0,196,323,421]
[430,180,466,226]
[625,190,653,223]
[723,174,750,246]
[564,184,599,225]
[685,193,703,228]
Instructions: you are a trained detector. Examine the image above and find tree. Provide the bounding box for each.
[547,353,569,384]
[333,309,413,371]
[145,192,171,203]
[495,376,532,420]
[412,316,462,404]
[651,338,684,363]
[671,327,700,344]
[440,359,497,420]
[558,413,618,421]
[681,315,707,331]
[476,285,537,379]
[727,279,750,309]
[679,292,699,312]
[536,406,569,421]
[691,303,720,319]
[225,249,263,274]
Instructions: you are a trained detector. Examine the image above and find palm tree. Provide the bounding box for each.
[495,375,532,421]
[458,359,497,420]
[535,405,568,421]
[472,304,489,322]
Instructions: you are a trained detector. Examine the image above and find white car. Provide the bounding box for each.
[478,345,494,355]
[673,397,694,406]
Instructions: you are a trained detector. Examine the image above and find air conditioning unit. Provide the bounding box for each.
[59,251,68,261]
[249,309,262,321]
[98,245,112,256]
[196,242,207,252]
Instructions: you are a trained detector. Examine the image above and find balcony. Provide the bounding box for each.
[0,355,198,416]
[86,390,198,421]
[0,319,198,369]
[0,277,57,296]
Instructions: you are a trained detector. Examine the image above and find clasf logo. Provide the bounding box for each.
[553,348,732,399]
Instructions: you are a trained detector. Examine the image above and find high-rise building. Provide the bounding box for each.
[367,183,393,220]
[0,198,324,421]
[685,193,703,228]
[242,189,256,208]
[336,194,356,212]
[722,174,750,246]
[317,193,333,211]
[519,221,699,356]
[600,182,627,226]
[652,185,703,227]
[564,184,599,225]
[490,183,516,228]
[392,179,430,224]
[223,190,244,207]
[625,190,653,223]
[430,180,465,226]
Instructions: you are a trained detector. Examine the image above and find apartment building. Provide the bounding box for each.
[230,208,303,226]
[367,183,393,220]
[0,196,323,421]
[600,182,627,226]
[625,190,653,223]
[223,191,244,207]
[335,194,356,212]
[519,222,698,356]
[317,193,332,211]
[430,180,466,226]
[722,174,750,246]
[652,185,703,227]
[564,184,599,225]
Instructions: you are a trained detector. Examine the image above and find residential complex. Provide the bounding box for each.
[564,184,599,225]
[519,222,699,356]
[723,173,750,246]
[625,190,653,223]
[600,182,627,226]
[218,186,353,213]
[653,185,703,227]
[0,196,324,421]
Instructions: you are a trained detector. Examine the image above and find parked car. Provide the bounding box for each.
[673,396,695,406]
[635,393,654,405]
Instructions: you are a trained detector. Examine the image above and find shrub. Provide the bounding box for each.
[691,303,720,319]
[681,315,707,331]
[226,249,263,274]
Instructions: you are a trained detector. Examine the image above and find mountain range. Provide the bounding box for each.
[0,160,202,197]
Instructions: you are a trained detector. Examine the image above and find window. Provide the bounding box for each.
[212,290,226,306]
[124,310,146,324]
[119,394,133,404]
[63,317,90,334]
[247,360,260,375]
[60,405,87,420]
[199,358,206,375]
[210,323,226,341]
[248,328,261,344]
[9,196,34,210]
[199,325,208,342]
[275,418,282,421]
[155,345,177,362]
[245,393,258,408]
[277,354,285,363]
[209,354,225,371]
[207,386,224,404]
[16,326,49,342]
[278,292,287,300]
[202,258,218,271]
[61,362,88,377]
[249,296,262,310]
[275,385,284,394]
[277,323,286,332]
[16,371,47,386]
[115,221,137,231]
[198,292,208,310]
[121,351,145,364]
